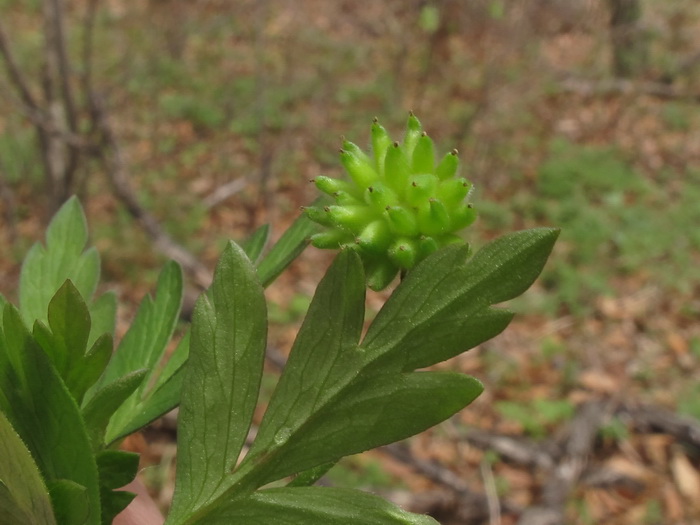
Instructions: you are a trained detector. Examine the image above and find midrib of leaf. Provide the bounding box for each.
[201,301,239,505]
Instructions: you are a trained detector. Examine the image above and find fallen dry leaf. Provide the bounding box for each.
[670,447,700,502]
[579,369,620,395]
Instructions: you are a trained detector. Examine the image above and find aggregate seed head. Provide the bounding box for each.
[305,113,477,290]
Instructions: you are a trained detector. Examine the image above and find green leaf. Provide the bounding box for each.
[1,304,31,388]
[79,334,114,400]
[71,247,100,307]
[0,482,32,524]
[19,196,100,326]
[49,480,90,525]
[454,228,560,305]
[233,251,473,488]
[153,330,190,392]
[101,491,135,525]
[393,307,513,371]
[110,331,190,438]
[82,369,149,449]
[264,372,482,478]
[168,241,267,522]
[257,213,318,287]
[88,291,117,348]
[243,250,365,474]
[0,305,101,524]
[0,410,57,525]
[362,228,560,369]
[98,261,183,441]
[95,450,139,491]
[165,228,556,520]
[103,331,189,443]
[46,198,88,263]
[230,230,557,489]
[96,450,139,524]
[99,261,182,385]
[286,462,335,488]
[35,280,108,404]
[241,224,270,264]
[200,487,438,524]
[115,362,185,440]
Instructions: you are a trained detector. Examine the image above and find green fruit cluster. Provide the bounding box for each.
[304,113,477,290]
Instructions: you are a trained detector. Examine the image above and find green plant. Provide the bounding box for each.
[325,456,400,491]
[303,114,477,290]
[160,93,225,130]
[496,398,575,439]
[598,417,629,444]
[0,116,557,524]
[512,139,700,315]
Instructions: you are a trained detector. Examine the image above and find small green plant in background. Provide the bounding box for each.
[0,115,557,524]
[496,398,575,440]
[485,138,700,317]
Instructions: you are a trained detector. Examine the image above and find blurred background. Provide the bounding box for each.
[1,1,699,523]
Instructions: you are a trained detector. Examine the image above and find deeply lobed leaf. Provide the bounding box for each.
[168,242,267,522]
[363,228,561,369]
[229,228,558,492]
[0,304,101,524]
[257,213,318,287]
[96,450,139,524]
[18,197,104,331]
[97,261,183,444]
[32,280,111,406]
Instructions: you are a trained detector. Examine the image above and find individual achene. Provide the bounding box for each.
[303,113,477,290]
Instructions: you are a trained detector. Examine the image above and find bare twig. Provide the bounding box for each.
[0,18,61,209]
[47,0,78,134]
[0,19,39,110]
[516,401,607,525]
[81,0,100,132]
[559,75,700,102]
[43,0,81,203]
[382,442,522,521]
[92,96,212,289]
[0,85,88,149]
[617,402,700,448]
[466,429,556,470]
[82,0,99,92]
[467,398,700,524]
[2,0,212,282]
[544,402,606,507]
[581,465,646,493]
[0,157,18,244]
[480,458,501,525]
[202,178,248,210]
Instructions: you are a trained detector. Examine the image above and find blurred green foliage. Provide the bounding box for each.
[478,139,700,316]
[496,398,576,439]
[325,456,401,491]
[0,124,43,184]
[1,3,697,313]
